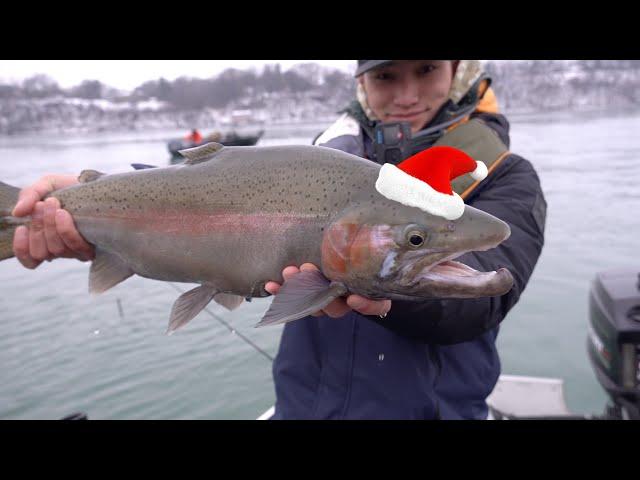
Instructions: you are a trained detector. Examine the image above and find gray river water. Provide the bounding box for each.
[0,112,638,419]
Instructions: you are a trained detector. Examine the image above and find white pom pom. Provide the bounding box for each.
[470,161,488,181]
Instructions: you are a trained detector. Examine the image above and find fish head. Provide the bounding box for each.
[320,199,514,300]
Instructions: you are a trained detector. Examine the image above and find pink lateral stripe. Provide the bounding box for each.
[81,209,324,235]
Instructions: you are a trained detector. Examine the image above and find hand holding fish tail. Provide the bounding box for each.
[265,263,392,319]
[12,174,95,269]
[12,174,78,217]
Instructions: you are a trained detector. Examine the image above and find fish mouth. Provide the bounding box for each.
[401,255,514,298]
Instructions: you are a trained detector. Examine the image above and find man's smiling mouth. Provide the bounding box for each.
[386,108,430,120]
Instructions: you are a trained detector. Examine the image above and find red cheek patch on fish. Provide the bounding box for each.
[321,221,360,278]
[321,221,394,281]
[349,227,377,270]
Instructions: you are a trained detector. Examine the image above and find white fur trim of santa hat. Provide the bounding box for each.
[375,163,465,220]
[471,161,488,181]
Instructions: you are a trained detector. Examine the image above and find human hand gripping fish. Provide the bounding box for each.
[11,174,95,269]
[0,143,514,333]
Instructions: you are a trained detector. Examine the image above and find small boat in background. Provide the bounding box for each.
[168,130,265,163]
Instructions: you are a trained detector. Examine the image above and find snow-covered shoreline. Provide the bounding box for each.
[2,96,635,138]
[3,60,640,136]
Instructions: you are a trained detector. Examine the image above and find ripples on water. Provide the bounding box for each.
[0,114,638,418]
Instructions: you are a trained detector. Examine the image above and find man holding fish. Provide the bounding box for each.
[2,60,546,419]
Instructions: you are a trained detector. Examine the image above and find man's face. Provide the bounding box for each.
[359,60,455,133]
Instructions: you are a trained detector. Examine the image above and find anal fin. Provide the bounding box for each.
[167,285,216,334]
[256,269,347,328]
[89,249,134,294]
[213,292,244,311]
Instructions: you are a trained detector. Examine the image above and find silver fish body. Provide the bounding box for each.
[1,143,514,331]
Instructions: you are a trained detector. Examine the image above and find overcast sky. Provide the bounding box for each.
[0,60,358,91]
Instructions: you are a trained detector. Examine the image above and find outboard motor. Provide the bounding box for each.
[588,268,640,419]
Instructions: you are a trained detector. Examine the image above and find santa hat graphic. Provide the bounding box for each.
[375,146,488,220]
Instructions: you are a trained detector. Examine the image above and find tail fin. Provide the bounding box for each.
[0,181,21,261]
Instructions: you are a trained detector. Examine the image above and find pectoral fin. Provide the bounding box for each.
[167,285,216,334]
[256,270,347,328]
[89,249,134,294]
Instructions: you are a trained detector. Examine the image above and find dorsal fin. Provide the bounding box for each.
[178,142,224,165]
[78,169,106,183]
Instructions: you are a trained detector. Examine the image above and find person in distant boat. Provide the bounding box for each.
[185,129,203,144]
[266,60,547,419]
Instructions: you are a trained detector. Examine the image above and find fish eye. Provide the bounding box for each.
[407,231,425,248]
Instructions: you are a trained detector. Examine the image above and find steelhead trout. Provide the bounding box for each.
[0,142,514,332]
